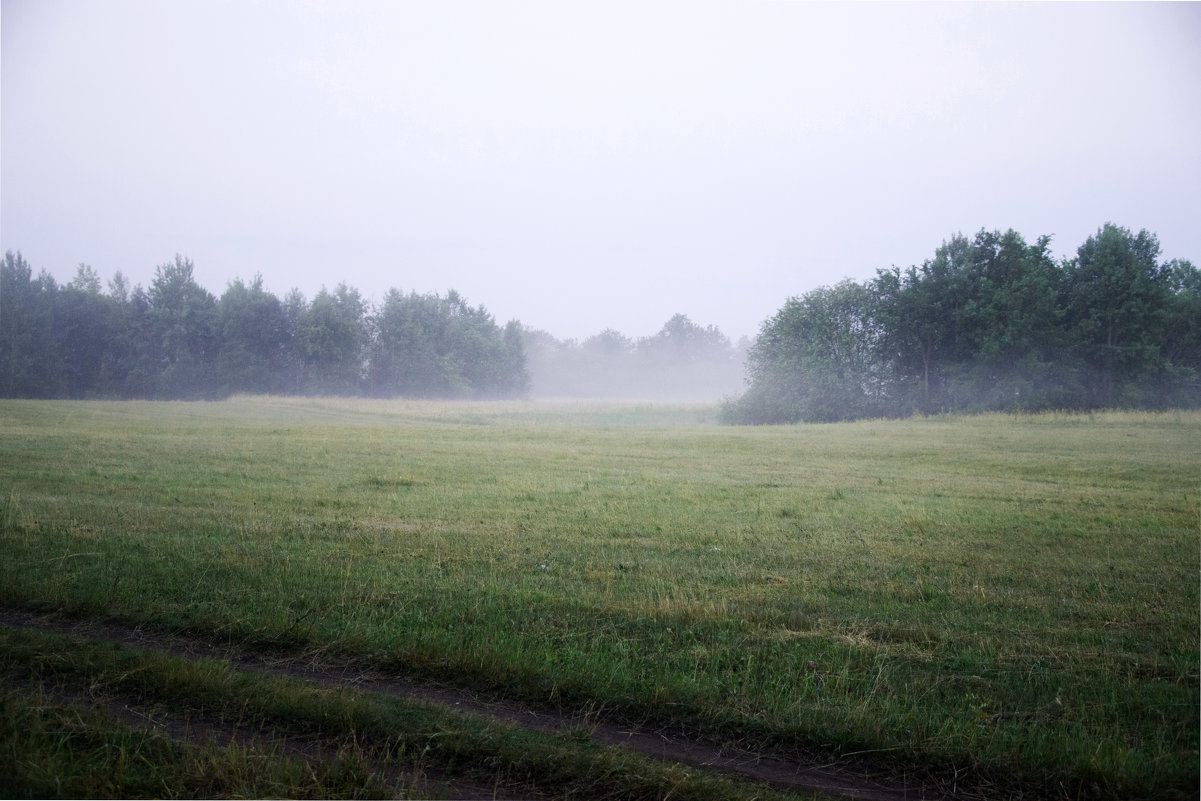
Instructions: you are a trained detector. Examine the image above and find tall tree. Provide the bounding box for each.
[0,251,61,397]
[1063,224,1171,407]
[54,264,122,398]
[92,271,138,397]
[370,289,449,396]
[216,275,291,395]
[498,319,532,396]
[872,230,1073,414]
[281,288,308,394]
[369,289,528,398]
[941,230,1068,410]
[872,250,958,416]
[145,255,218,398]
[726,280,882,423]
[294,283,367,394]
[1159,258,1201,404]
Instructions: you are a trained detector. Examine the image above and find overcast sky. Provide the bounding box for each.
[3,1,1199,342]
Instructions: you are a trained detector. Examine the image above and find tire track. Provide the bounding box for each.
[0,608,956,800]
[5,676,507,800]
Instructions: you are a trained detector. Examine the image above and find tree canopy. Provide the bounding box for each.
[4,223,1194,411]
[0,254,529,400]
[722,224,1199,423]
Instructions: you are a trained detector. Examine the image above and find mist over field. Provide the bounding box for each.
[520,316,749,402]
[3,2,1199,343]
[2,220,1198,414]
[3,8,1198,795]
[2,3,1199,414]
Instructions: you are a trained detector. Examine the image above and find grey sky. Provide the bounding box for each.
[3,1,1199,342]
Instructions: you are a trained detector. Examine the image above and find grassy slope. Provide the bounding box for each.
[0,398,1197,798]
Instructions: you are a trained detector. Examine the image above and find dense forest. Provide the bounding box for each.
[3,222,1197,414]
[722,224,1200,423]
[0,254,530,400]
[0,251,744,402]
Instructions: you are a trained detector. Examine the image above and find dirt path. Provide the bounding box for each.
[8,675,509,800]
[0,608,965,800]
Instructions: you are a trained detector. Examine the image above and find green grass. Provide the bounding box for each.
[1,684,410,799]
[1,397,1197,798]
[1,625,789,801]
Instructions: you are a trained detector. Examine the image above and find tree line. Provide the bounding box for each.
[722,224,1200,423]
[5,222,1196,413]
[0,253,529,400]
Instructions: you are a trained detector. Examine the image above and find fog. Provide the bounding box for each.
[3,1,1199,344]
[521,317,749,402]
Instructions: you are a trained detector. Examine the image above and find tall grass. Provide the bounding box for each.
[1,398,1197,797]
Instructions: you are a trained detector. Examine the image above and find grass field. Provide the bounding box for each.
[1,397,1197,799]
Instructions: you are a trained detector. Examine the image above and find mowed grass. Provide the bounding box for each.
[0,397,1197,798]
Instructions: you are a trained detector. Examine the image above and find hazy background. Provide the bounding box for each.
[3,0,1199,342]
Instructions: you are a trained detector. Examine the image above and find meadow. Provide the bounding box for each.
[0,397,1197,799]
